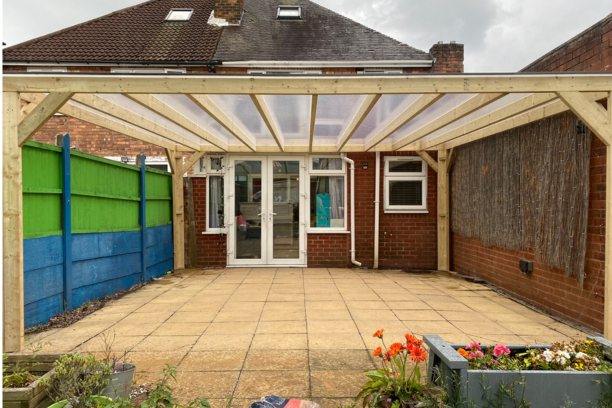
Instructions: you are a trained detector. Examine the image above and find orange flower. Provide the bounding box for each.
[373,347,382,357]
[405,333,421,345]
[373,329,384,338]
[383,352,391,362]
[410,346,427,363]
[457,348,469,358]
[388,342,403,356]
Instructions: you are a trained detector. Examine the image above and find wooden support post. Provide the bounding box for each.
[606,92,612,339]
[437,149,450,272]
[171,151,185,270]
[3,92,24,352]
[61,134,73,312]
[138,154,147,282]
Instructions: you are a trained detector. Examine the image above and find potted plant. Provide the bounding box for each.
[425,335,612,407]
[97,332,136,400]
[357,329,442,408]
[3,351,65,408]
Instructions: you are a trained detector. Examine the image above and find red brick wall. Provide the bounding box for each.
[214,0,243,24]
[307,234,349,268]
[190,177,228,267]
[430,43,464,73]
[451,15,611,333]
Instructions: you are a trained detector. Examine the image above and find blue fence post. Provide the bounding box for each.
[61,134,73,311]
[139,154,147,282]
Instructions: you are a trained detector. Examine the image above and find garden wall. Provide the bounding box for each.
[23,138,174,328]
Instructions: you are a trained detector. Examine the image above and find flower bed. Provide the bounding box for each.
[3,353,65,408]
[424,335,612,408]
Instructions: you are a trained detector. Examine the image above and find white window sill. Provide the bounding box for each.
[383,210,429,214]
[202,230,227,235]
[307,229,350,234]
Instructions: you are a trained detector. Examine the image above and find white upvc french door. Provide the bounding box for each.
[227,156,306,266]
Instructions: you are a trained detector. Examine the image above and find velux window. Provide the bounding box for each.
[309,156,346,231]
[165,9,194,22]
[277,6,301,20]
[384,156,427,213]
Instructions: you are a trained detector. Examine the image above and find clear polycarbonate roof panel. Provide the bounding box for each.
[313,95,368,145]
[207,95,274,142]
[263,95,311,142]
[387,94,476,144]
[152,94,240,145]
[68,100,191,146]
[96,94,204,144]
[413,93,533,145]
[348,94,422,145]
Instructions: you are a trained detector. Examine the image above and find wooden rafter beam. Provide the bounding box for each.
[414,93,558,150]
[18,92,73,146]
[365,94,444,151]
[69,94,201,151]
[417,150,438,173]
[392,93,507,150]
[557,91,612,145]
[250,95,284,152]
[187,94,256,151]
[309,95,318,153]
[337,94,381,151]
[20,93,176,151]
[181,151,205,174]
[126,94,228,151]
[442,92,608,149]
[5,74,612,95]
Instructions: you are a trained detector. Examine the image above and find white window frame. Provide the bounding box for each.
[383,156,428,213]
[362,69,404,74]
[110,68,186,74]
[277,6,302,20]
[27,67,67,73]
[307,155,348,233]
[165,8,194,22]
[205,174,227,234]
[248,70,322,75]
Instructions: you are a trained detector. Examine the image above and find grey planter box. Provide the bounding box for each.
[424,335,612,408]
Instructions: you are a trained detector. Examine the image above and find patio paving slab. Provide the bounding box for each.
[30,268,593,403]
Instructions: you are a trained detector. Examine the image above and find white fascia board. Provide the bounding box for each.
[221,60,433,68]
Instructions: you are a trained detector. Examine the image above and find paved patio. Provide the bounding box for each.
[29,268,590,408]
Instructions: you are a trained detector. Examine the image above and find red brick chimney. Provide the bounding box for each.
[214,0,244,25]
[429,41,464,73]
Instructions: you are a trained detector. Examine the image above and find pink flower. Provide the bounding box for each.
[476,351,484,357]
[492,359,499,364]
[493,344,510,357]
[466,342,481,351]
[468,352,475,359]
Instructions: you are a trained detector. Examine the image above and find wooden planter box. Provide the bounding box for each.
[424,335,612,408]
[3,353,64,408]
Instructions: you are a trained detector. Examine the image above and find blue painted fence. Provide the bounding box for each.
[23,136,174,328]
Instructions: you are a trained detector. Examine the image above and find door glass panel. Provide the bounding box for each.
[271,160,300,259]
[234,160,262,259]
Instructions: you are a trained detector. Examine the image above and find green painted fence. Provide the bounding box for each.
[23,141,173,238]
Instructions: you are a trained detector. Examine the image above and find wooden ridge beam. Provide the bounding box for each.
[127,94,228,151]
[392,93,506,150]
[414,93,558,150]
[70,93,201,151]
[442,92,608,149]
[187,94,256,151]
[5,74,612,95]
[365,94,444,151]
[251,95,285,152]
[309,95,318,153]
[20,94,176,151]
[417,150,438,173]
[18,92,73,146]
[557,91,612,145]
[337,94,381,151]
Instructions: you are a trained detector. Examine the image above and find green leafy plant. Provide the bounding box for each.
[40,353,113,408]
[3,342,46,388]
[478,373,531,408]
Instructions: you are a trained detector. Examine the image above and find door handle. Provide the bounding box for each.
[269,212,277,222]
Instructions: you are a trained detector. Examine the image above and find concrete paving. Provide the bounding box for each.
[28,268,590,408]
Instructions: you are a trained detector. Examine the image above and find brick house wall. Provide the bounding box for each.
[450,14,611,333]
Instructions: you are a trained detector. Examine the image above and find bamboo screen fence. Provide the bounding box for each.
[450,112,591,286]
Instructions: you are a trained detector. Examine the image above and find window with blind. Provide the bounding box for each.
[384,156,427,213]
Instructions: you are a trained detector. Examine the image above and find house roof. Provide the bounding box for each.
[3,0,431,65]
[2,0,222,63]
[213,0,432,63]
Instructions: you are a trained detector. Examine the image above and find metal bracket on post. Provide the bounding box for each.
[61,134,73,312]
[139,154,147,282]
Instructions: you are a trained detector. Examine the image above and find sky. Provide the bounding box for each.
[2,0,610,72]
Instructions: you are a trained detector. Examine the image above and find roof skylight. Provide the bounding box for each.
[165,9,194,22]
[277,6,301,20]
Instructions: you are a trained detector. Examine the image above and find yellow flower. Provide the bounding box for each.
[585,340,594,345]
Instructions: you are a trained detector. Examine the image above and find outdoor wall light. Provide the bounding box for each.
[362,162,368,170]
[120,157,129,164]
[519,259,533,274]
[576,121,587,135]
